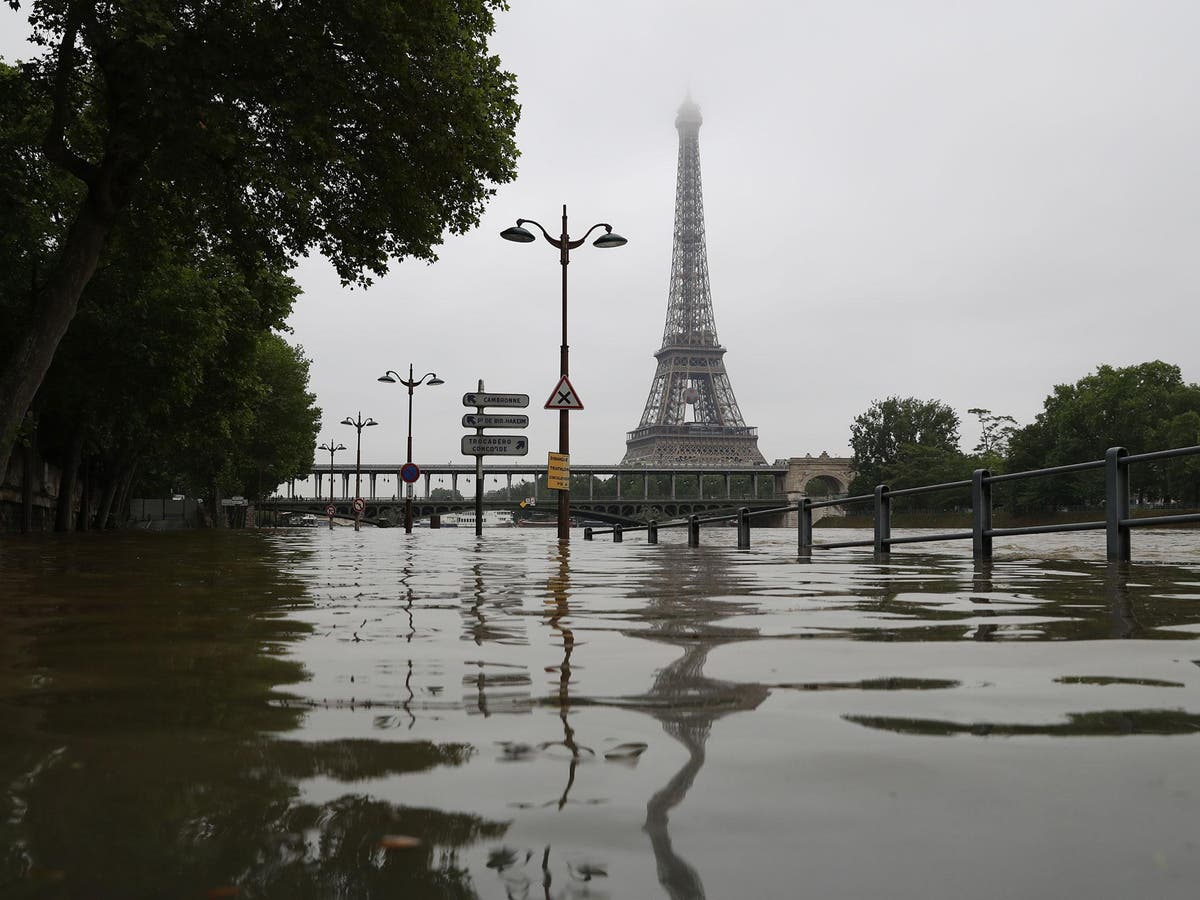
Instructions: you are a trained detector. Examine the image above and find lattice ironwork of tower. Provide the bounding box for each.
[622,97,766,466]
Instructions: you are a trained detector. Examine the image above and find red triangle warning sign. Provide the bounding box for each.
[544,375,584,410]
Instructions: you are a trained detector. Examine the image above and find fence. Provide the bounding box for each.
[583,445,1200,562]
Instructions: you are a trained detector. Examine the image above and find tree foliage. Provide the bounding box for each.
[1007,361,1200,507]
[849,396,962,496]
[0,0,521,475]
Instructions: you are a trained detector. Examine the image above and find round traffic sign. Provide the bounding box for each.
[352,497,366,513]
[400,462,421,484]
[325,504,336,517]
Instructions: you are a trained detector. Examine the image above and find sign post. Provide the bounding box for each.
[544,375,584,537]
[462,384,531,536]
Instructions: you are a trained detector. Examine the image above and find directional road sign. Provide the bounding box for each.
[461,435,529,456]
[400,462,421,483]
[544,375,583,410]
[462,413,529,429]
[463,392,530,408]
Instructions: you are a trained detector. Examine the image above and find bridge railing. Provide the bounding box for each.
[583,445,1200,562]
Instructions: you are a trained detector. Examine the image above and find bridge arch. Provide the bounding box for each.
[784,453,855,498]
[802,473,848,496]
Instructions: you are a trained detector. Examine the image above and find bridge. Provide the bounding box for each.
[269,454,855,526]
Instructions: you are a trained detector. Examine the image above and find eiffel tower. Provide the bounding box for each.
[623,97,766,466]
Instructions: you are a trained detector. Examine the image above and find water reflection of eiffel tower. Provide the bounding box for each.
[629,549,770,899]
[623,96,766,466]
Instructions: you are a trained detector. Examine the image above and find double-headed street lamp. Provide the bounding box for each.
[340,412,378,530]
[316,439,346,529]
[378,365,444,533]
[501,205,626,541]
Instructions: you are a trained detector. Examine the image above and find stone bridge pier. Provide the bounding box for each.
[781,452,855,527]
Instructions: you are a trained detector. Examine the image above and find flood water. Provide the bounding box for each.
[2,526,1200,899]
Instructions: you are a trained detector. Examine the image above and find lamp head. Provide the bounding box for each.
[378,373,397,383]
[340,417,353,426]
[365,418,379,427]
[593,229,627,249]
[428,375,445,386]
[501,224,536,243]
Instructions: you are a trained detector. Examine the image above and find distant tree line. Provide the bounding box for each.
[848,361,1200,512]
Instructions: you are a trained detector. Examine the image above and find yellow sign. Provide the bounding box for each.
[547,452,570,491]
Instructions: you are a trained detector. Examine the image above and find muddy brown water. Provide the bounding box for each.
[2,527,1199,898]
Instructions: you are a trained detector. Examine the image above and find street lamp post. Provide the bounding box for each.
[501,205,626,541]
[340,412,378,530]
[378,364,444,533]
[316,440,346,529]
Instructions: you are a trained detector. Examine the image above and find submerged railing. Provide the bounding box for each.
[583,445,1200,562]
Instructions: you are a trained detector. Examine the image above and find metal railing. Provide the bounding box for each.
[583,445,1200,562]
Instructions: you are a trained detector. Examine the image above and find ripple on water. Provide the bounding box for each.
[2,527,1200,899]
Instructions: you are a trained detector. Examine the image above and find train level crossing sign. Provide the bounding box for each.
[463,392,530,409]
[462,413,529,429]
[400,462,421,483]
[461,435,529,456]
[544,375,583,410]
[352,497,366,513]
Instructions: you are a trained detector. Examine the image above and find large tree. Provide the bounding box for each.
[1007,361,1200,508]
[848,396,962,494]
[0,0,520,477]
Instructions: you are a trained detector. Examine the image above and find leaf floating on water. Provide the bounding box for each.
[380,834,422,849]
[604,742,648,760]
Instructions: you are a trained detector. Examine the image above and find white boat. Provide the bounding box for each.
[441,510,515,528]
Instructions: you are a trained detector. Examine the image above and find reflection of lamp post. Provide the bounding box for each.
[501,206,626,541]
[316,440,346,530]
[379,364,444,533]
[340,412,378,530]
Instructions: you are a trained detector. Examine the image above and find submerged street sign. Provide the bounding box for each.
[547,452,570,491]
[461,435,529,456]
[462,413,529,429]
[463,392,530,409]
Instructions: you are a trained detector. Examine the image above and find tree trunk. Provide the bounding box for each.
[55,432,84,533]
[77,456,91,531]
[21,440,35,533]
[96,466,120,531]
[0,200,112,483]
[212,481,225,529]
[113,460,138,528]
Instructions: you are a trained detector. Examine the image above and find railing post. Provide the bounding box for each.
[584,527,593,541]
[613,523,623,543]
[1105,447,1130,562]
[798,498,813,556]
[688,514,700,547]
[873,485,891,555]
[737,507,750,548]
[647,520,658,544]
[971,469,992,560]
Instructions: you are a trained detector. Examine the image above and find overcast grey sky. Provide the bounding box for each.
[4,1,1199,469]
